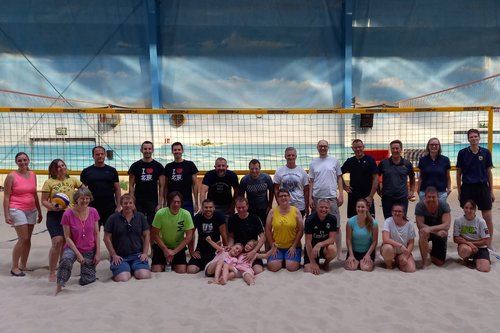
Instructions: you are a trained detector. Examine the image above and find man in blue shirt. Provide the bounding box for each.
[456,128,494,248]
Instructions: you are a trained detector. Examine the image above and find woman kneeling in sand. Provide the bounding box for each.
[55,188,100,295]
[453,200,490,272]
[345,199,378,272]
[380,204,416,273]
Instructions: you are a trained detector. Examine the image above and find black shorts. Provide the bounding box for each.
[460,183,492,210]
[429,234,447,262]
[346,250,376,262]
[187,252,216,270]
[151,243,187,266]
[472,247,490,262]
[46,210,65,238]
[303,247,325,265]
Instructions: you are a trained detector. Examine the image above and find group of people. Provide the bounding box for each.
[2,128,494,293]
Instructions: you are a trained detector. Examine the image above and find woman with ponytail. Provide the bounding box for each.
[345,198,378,271]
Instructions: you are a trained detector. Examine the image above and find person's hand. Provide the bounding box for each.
[400,245,410,256]
[469,242,478,254]
[407,191,415,200]
[37,211,43,223]
[94,253,100,265]
[361,255,373,267]
[115,206,121,213]
[5,214,13,225]
[491,191,496,203]
[436,230,448,238]
[420,226,431,236]
[194,202,199,214]
[345,255,357,267]
[365,196,373,207]
[155,204,162,212]
[287,246,296,258]
[163,248,174,261]
[243,250,257,263]
[191,251,201,259]
[309,200,315,211]
[269,244,278,257]
[310,262,321,275]
[345,185,352,193]
[111,254,123,265]
[76,253,85,264]
[139,253,149,262]
[205,236,212,242]
[337,195,344,207]
[312,244,321,258]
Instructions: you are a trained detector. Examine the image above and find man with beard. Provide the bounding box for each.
[128,141,165,225]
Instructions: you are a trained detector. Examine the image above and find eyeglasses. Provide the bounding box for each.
[429,144,440,146]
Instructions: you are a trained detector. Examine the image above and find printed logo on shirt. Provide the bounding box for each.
[177,220,185,231]
[202,223,214,233]
[140,168,154,182]
[171,168,184,182]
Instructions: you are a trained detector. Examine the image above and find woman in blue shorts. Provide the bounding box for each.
[345,198,378,271]
[265,189,303,272]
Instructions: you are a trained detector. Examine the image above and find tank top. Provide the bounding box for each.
[272,206,299,249]
[9,171,37,210]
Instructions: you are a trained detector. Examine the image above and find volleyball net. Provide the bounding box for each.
[0,106,495,175]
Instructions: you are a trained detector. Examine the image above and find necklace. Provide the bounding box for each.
[74,208,89,239]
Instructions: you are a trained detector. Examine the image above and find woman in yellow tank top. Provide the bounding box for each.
[265,189,303,272]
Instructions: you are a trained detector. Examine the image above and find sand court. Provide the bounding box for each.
[1,191,500,333]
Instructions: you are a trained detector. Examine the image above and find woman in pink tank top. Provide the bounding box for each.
[3,152,42,276]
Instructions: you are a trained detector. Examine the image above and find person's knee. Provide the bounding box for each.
[134,269,152,279]
[418,230,430,241]
[174,265,187,273]
[186,265,200,274]
[267,261,282,272]
[113,272,132,282]
[151,265,163,272]
[457,245,472,258]
[52,237,65,249]
[285,261,300,272]
[431,257,445,266]
[476,261,490,273]
[253,265,263,274]
[324,245,336,259]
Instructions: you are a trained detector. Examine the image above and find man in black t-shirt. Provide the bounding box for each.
[186,199,227,274]
[201,157,239,222]
[80,145,121,227]
[164,142,199,215]
[128,141,165,225]
[227,197,265,274]
[341,139,379,218]
[304,199,338,274]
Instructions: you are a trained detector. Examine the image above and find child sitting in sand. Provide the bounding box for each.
[236,240,275,285]
[205,236,243,285]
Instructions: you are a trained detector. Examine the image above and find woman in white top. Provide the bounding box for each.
[380,203,416,272]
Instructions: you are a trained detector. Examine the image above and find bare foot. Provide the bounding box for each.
[19,267,34,272]
[54,284,62,296]
[322,262,331,271]
[49,273,56,282]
